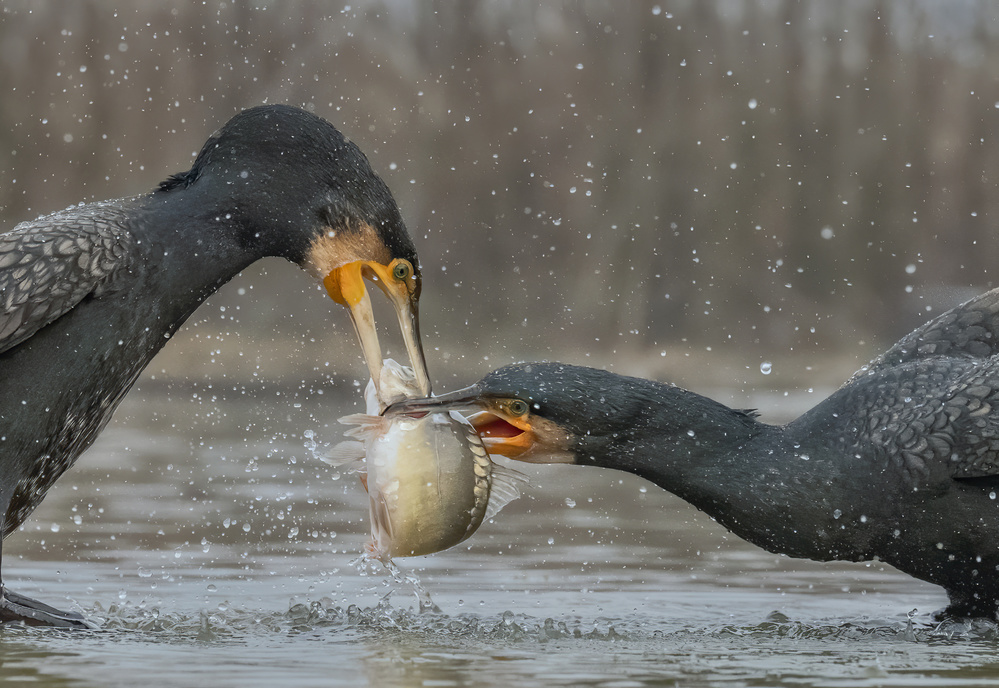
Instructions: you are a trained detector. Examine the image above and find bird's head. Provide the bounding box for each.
[158,104,429,395]
[384,362,655,464]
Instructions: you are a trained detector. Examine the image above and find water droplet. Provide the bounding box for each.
[760,362,772,375]
[748,98,758,109]
[833,509,842,519]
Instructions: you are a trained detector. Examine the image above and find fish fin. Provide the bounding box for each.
[369,491,395,558]
[484,463,529,522]
[337,412,388,442]
[337,412,377,427]
[323,441,366,468]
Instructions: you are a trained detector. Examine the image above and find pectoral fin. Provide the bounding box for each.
[324,441,367,467]
[483,463,529,522]
[338,412,389,443]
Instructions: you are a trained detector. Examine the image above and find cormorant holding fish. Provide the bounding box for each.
[390,288,999,620]
[0,104,429,627]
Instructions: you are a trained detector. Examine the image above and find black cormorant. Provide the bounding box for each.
[0,104,430,627]
[389,288,999,620]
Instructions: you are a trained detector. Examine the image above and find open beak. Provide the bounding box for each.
[324,260,431,397]
[384,386,536,459]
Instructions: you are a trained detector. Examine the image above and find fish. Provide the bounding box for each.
[327,359,526,560]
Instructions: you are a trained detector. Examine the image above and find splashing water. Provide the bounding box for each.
[349,550,442,614]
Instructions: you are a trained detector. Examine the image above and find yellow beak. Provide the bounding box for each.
[324,260,431,397]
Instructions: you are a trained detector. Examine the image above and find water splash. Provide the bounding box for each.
[43,596,991,651]
[350,551,441,614]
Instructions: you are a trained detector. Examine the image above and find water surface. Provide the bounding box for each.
[2,383,997,687]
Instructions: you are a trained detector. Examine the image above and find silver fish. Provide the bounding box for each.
[328,359,525,559]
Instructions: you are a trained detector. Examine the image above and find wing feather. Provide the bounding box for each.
[0,202,135,355]
[857,289,999,379]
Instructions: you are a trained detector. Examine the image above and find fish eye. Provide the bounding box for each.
[392,260,412,281]
[507,399,529,416]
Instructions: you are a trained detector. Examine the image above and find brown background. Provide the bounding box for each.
[3,0,998,393]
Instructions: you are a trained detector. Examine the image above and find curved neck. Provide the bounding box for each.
[575,383,877,561]
[132,191,269,329]
[577,385,772,494]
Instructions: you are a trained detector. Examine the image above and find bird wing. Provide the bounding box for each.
[856,357,999,481]
[0,203,135,355]
[859,289,999,377]
[841,288,999,479]
[938,361,999,479]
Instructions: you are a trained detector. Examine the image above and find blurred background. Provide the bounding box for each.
[2,0,999,393]
[0,6,996,676]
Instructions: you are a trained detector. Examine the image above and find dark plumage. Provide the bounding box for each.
[388,288,999,620]
[0,104,428,627]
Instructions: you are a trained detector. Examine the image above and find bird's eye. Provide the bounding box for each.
[508,399,529,416]
[392,260,412,281]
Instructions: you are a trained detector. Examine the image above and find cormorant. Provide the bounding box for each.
[0,104,429,627]
[389,288,999,620]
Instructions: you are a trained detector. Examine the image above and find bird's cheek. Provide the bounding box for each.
[324,261,366,307]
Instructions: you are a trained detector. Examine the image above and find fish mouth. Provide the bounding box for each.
[385,386,536,459]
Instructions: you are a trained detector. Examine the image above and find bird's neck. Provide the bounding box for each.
[576,383,871,560]
[133,191,267,326]
[577,384,772,496]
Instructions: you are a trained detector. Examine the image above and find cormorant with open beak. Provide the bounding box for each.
[388,289,999,621]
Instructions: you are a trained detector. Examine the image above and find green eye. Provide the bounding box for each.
[392,261,411,281]
[508,399,529,416]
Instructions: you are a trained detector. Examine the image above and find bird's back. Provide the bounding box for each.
[782,293,999,607]
[793,287,999,486]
